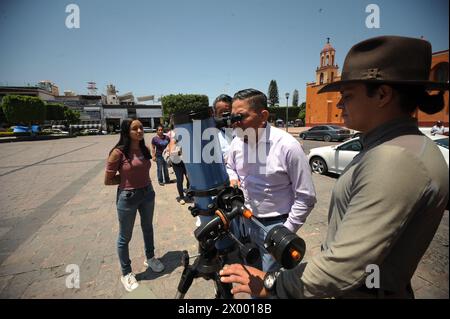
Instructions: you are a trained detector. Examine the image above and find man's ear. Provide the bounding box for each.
[377,85,395,108]
[261,109,270,122]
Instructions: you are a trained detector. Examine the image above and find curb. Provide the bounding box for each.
[0,135,77,143]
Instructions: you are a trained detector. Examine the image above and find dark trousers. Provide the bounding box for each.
[172,161,189,198]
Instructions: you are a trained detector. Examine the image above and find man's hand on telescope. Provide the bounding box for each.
[219,264,269,297]
[230,179,241,188]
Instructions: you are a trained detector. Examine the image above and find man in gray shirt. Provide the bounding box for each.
[220,36,449,298]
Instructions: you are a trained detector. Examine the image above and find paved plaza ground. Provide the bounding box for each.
[0,132,448,299]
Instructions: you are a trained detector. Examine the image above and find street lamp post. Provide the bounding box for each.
[285,92,290,132]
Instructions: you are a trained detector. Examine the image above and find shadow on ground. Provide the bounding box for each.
[136,250,184,281]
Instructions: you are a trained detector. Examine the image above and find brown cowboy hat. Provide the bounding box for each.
[318,35,449,93]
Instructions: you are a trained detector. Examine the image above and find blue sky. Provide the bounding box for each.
[0,0,448,105]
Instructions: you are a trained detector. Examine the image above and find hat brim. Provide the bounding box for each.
[318,79,449,94]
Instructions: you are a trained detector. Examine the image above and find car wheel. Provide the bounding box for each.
[323,135,332,142]
[300,133,306,140]
[310,157,328,175]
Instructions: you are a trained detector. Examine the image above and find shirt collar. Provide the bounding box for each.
[360,116,422,151]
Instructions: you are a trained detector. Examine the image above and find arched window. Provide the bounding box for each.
[326,55,329,65]
[331,72,334,82]
[320,73,324,85]
[433,62,449,83]
[331,55,334,66]
[321,56,324,67]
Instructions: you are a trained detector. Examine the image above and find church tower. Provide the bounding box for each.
[316,38,339,85]
[306,38,342,126]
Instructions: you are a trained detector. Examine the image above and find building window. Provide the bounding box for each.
[331,72,334,82]
[326,55,329,65]
[331,55,334,66]
[433,62,449,83]
[320,73,324,85]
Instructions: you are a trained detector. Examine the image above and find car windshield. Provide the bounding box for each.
[435,138,449,149]
[329,125,344,130]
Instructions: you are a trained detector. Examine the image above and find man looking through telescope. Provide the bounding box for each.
[225,89,317,272]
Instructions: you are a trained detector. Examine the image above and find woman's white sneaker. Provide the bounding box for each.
[144,257,165,273]
[121,272,139,292]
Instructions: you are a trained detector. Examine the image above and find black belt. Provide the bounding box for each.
[254,214,288,223]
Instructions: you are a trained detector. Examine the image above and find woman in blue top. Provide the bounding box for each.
[151,125,171,186]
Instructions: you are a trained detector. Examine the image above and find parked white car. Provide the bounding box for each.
[42,128,69,135]
[308,137,362,175]
[308,133,449,176]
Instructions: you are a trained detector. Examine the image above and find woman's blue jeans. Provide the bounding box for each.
[116,184,156,276]
[156,155,170,184]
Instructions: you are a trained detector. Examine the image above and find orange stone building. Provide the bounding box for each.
[305,39,449,127]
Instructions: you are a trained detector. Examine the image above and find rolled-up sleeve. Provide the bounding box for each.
[283,141,316,233]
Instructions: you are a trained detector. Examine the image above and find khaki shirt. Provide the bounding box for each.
[276,117,449,298]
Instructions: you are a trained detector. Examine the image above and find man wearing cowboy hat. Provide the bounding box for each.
[219,35,449,298]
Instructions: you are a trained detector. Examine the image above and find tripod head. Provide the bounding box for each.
[193,185,306,269]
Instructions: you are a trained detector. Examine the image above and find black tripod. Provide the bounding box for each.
[174,186,305,298]
[175,240,235,299]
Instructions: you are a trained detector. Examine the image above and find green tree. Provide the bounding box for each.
[45,103,65,121]
[63,106,80,124]
[0,105,7,126]
[161,94,209,121]
[268,106,300,122]
[298,102,306,122]
[267,80,279,107]
[1,95,46,127]
[292,89,299,107]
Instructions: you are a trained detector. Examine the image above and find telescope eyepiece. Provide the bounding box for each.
[215,112,243,129]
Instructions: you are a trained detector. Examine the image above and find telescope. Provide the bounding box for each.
[214,111,243,129]
[172,107,306,299]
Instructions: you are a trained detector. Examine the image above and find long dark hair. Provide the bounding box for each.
[365,84,445,115]
[109,118,151,160]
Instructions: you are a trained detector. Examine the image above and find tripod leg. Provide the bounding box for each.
[175,265,197,299]
[213,272,234,299]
